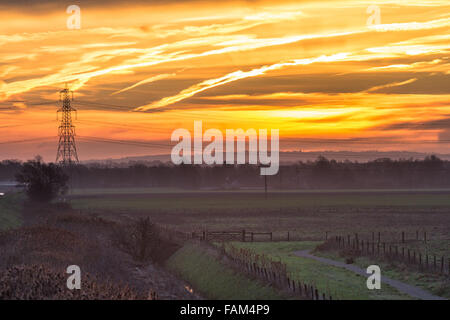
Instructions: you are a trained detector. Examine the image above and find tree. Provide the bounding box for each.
[15,156,69,202]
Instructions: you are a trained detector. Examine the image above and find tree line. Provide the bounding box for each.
[1,155,449,190]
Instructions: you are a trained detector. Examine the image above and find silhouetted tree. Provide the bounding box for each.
[15,156,68,202]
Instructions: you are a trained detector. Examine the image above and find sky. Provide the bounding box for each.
[0,0,449,161]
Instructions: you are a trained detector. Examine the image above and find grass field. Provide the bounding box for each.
[165,242,285,300]
[315,249,450,299]
[229,241,411,300]
[69,188,450,241]
[0,193,23,231]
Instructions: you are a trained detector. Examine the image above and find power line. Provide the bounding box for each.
[77,136,172,149]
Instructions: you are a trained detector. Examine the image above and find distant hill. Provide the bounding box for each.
[83,150,450,165]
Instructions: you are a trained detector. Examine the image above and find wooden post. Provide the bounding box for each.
[448,258,450,275]
[242,229,246,242]
[314,289,319,300]
[440,256,444,273]
[402,231,405,244]
[348,235,351,246]
[408,249,410,262]
[372,232,375,242]
[402,247,405,260]
[383,242,386,254]
[325,231,328,240]
[416,230,419,240]
[288,231,290,241]
[270,232,273,241]
[378,232,381,243]
[419,253,422,270]
[434,255,437,271]
[424,231,427,243]
[298,281,302,296]
[251,232,254,242]
[426,254,429,269]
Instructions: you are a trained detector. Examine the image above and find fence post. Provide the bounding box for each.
[378,232,381,243]
[348,235,350,246]
[270,232,273,241]
[251,232,254,242]
[416,230,419,241]
[448,258,450,275]
[314,289,319,300]
[288,231,290,241]
[419,253,422,270]
[426,254,429,270]
[372,232,375,242]
[424,231,427,243]
[242,229,246,242]
[434,255,437,271]
[402,231,405,244]
[441,256,444,273]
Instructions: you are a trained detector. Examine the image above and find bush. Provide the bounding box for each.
[113,217,161,262]
[15,157,68,203]
[0,265,142,300]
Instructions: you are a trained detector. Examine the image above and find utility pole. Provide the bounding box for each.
[56,85,79,164]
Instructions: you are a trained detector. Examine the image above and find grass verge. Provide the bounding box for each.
[165,242,285,300]
[231,241,412,300]
[0,193,23,231]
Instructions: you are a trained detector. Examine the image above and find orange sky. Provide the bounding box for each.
[0,0,449,161]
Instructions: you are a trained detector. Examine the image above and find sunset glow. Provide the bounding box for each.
[1,0,449,160]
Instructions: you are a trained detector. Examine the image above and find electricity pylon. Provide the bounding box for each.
[56,85,79,164]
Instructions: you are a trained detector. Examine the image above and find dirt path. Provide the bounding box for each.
[293,250,446,300]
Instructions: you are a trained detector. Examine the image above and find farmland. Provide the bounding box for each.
[1,187,448,300]
[67,187,450,300]
[69,188,450,241]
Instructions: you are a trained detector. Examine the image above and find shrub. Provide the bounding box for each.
[15,157,68,203]
[0,265,142,300]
